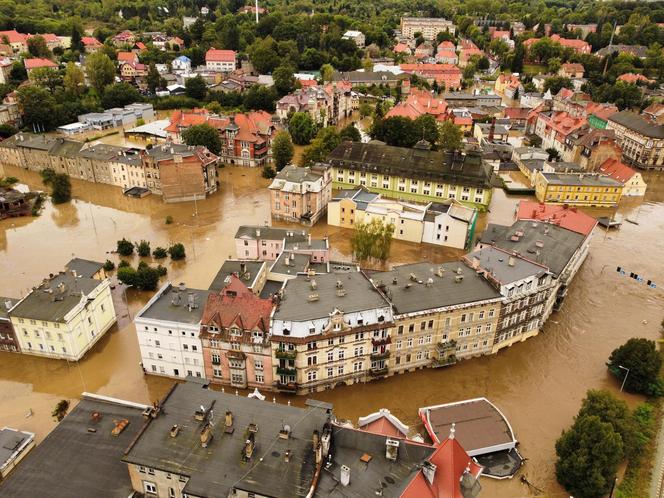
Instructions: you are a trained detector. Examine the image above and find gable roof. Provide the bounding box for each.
[598,157,637,183]
[206,48,237,62]
[358,408,410,438]
[24,58,57,70]
[517,201,597,236]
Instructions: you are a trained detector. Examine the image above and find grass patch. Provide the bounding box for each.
[523,64,547,75]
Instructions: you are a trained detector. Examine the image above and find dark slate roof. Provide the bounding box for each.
[0,395,147,498]
[122,381,331,498]
[608,111,664,139]
[270,252,313,277]
[259,279,284,299]
[327,142,494,189]
[137,283,209,324]
[0,296,18,320]
[0,428,33,472]
[541,172,622,187]
[478,221,585,277]
[234,225,309,242]
[595,44,648,58]
[332,70,406,83]
[208,260,265,292]
[465,247,548,285]
[313,427,434,498]
[65,258,103,279]
[273,164,324,184]
[370,262,501,315]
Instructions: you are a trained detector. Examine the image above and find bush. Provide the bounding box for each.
[156,264,168,276]
[103,259,115,271]
[153,95,201,110]
[168,243,186,260]
[261,164,276,179]
[608,338,663,395]
[165,215,173,225]
[118,259,130,268]
[116,238,134,256]
[136,240,151,257]
[117,263,162,291]
[116,265,136,286]
[153,247,168,259]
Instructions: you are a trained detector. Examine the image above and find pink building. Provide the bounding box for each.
[235,225,330,262]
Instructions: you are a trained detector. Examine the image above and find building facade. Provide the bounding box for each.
[400,17,456,39]
[534,171,623,206]
[0,297,19,352]
[269,164,332,225]
[607,111,664,170]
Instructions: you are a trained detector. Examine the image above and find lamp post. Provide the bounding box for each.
[618,365,630,392]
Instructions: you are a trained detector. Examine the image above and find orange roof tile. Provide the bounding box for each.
[517,201,597,236]
[24,58,57,70]
[598,157,636,183]
[206,48,237,62]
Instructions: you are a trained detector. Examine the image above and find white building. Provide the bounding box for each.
[171,55,192,73]
[134,283,210,379]
[422,201,478,250]
[400,17,456,39]
[342,30,366,48]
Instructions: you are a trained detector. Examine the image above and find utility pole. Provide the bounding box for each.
[602,21,617,76]
[255,0,259,24]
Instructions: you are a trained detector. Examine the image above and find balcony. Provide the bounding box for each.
[436,340,457,353]
[431,355,457,368]
[275,382,297,393]
[369,367,389,377]
[371,336,391,347]
[276,367,297,376]
[370,350,390,361]
[275,350,297,360]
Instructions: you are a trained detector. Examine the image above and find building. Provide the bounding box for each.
[598,157,647,196]
[342,30,365,47]
[270,270,394,393]
[400,17,456,39]
[524,34,591,55]
[327,142,495,209]
[558,63,584,79]
[534,171,623,206]
[171,55,192,73]
[422,201,478,249]
[0,298,20,353]
[516,201,598,237]
[607,111,664,170]
[24,58,58,77]
[111,30,135,46]
[276,84,353,127]
[371,262,502,371]
[208,260,268,295]
[512,146,550,185]
[473,122,510,144]
[9,262,116,361]
[0,427,34,481]
[122,380,331,497]
[414,42,434,59]
[617,73,654,85]
[268,164,332,225]
[444,92,502,107]
[234,225,329,262]
[205,48,237,72]
[399,63,462,89]
[199,275,274,389]
[385,88,448,121]
[332,70,406,88]
[0,393,146,497]
[81,36,102,53]
[135,282,210,379]
[595,44,648,59]
[0,30,28,52]
[534,111,587,161]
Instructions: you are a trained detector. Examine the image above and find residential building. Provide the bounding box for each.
[171,55,192,73]
[393,42,411,54]
[24,58,58,77]
[199,275,274,389]
[0,393,146,497]
[0,297,19,352]
[135,282,210,379]
[0,427,34,481]
[205,48,237,72]
[332,70,406,88]
[598,157,647,196]
[276,83,353,126]
[208,260,268,295]
[617,73,654,85]
[435,41,458,64]
[524,34,591,55]
[414,42,434,59]
[473,122,510,144]
[512,146,550,184]
[607,110,664,169]
[269,164,332,225]
[517,200,598,237]
[534,171,623,206]
[385,88,448,121]
[327,142,495,209]
[234,225,330,262]
[444,92,502,107]
[534,111,588,161]
[399,63,462,89]
[9,261,116,361]
[0,30,28,52]
[457,40,484,68]
[566,23,597,38]
[595,44,648,59]
[400,17,456,39]
[342,30,365,47]
[271,270,394,393]
[111,30,135,46]
[422,201,478,249]
[559,63,585,79]
[81,36,102,53]
[0,188,31,220]
[122,380,331,497]
[567,128,621,171]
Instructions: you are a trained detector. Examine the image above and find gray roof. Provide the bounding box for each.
[138,284,209,324]
[541,172,622,187]
[608,111,664,139]
[521,159,546,172]
[371,262,501,315]
[272,165,325,185]
[208,260,265,292]
[78,143,142,165]
[122,381,331,498]
[0,296,18,320]
[65,258,103,279]
[0,427,33,470]
[327,143,494,189]
[0,396,146,498]
[235,225,309,242]
[259,279,284,299]
[7,133,58,151]
[466,247,548,285]
[284,237,328,251]
[478,221,585,277]
[595,44,648,58]
[546,161,585,173]
[270,251,312,277]
[313,427,434,498]
[275,271,390,322]
[49,138,84,158]
[332,70,406,83]
[10,273,102,323]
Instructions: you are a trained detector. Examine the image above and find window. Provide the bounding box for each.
[327,367,334,377]
[327,351,334,362]
[307,370,317,382]
[169,488,176,498]
[254,360,263,370]
[398,325,404,335]
[338,349,345,360]
[213,368,222,377]
[407,338,413,348]
[307,355,317,366]
[231,374,243,383]
[147,468,155,476]
[353,361,363,372]
[255,373,264,383]
[354,346,364,357]
[337,365,344,375]
[396,340,402,350]
[143,482,157,494]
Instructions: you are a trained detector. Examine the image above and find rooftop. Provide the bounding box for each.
[0,296,18,320]
[540,172,623,187]
[0,427,33,474]
[65,258,103,279]
[517,201,597,236]
[235,225,308,243]
[464,247,548,285]
[137,283,210,325]
[370,262,501,315]
[208,260,265,292]
[609,110,664,139]
[0,395,147,498]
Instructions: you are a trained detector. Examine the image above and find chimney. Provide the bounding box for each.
[243,431,255,460]
[340,465,351,486]
[308,234,312,246]
[386,438,399,461]
[4,300,12,311]
[256,228,261,237]
[508,256,515,267]
[240,262,246,274]
[471,257,480,269]
[179,282,186,291]
[200,423,212,448]
[422,461,437,485]
[449,422,456,440]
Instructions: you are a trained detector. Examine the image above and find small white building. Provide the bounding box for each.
[134,282,210,379]
[172,55,192,73]
[422,201,478,250]
[0,427,35,480]
[342,30,366,48]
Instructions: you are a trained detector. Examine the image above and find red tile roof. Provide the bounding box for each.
[117,51,138,63]
[393,42,410,53]
[517,201,597,236]
[617,72,654,85]
[134,41,147,51]
[492,30,511,39]
[385,88,448,120]
[24,58,57,70]
[205,48,237,62]
[598,157,637,183]
[0,30,27,44]
[30,33,59,43]
[504,107,530,120]
[81,36,102,47]
[561,63,584,73]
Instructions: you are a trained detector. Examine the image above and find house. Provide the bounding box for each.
[566,23,597,39]
[524,34,592,55]
[111,30,135,47]
[208,260,268,295]
[342,30,365,48]
[393,42,411,54]
[171,55,191,73]
[332,70,406,88]
[119,61,147,80]
[238,5,266,15]
[435,41,458,64]
[494,73,521,95]
[491,30,514,49]
[268,164,332,225]
[421,201,478,249]
[473,121,510,144]
[9,259,116,361]
[503,107,530,127]
[534,171,623,206]
[234,225,329,262]
[607,111,664,169]
[277,84,353,126]
[414,42,434,59]
[598,157,647,196]
[617,73,654,85]
[199,275,274,389]
[81,36,102,53]
[516,200,598,237]
[0,297,19,352]
[559,63,584,79]
[327,142,495,209]
[24,58,57,77]
[457,40,483,68]
[534,111,588,161]
[512,146,549,184]
[595,44,648,59]
[385,88,448,121]
[0,427,34,480]
[567,128,621,171]
[205,48,237,72]
[400,17,456,39]
[0,30,27,52]
[399,63,462,89]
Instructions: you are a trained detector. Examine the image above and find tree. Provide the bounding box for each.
[8,62,27,85]
[272,131,294,170]
[40,169,71,204]
[339,124,361,142]
[351,218,395,261]
[320,63,334,82]
[27,35,50,58]
[103,260,115,271]
[272,64,297,95]
[71,23,83,52]
[17,85,57,130]
[555,415,624,498]
[117,238,134,256]
[608,338,663,395]
[289,112,316,145]
[101,83,142,109]
[243,85,279,112]
[262,165,276,178]
[63,62,85,96]
[185,75,207,100]
[370,116,418,147]
[152,247,168,259]
[248,37,280,74]
[52,399,70,422]
[543,76,572,95]
[86,53,116,95]
[359,102,373,118]
[168,243,186,260]
[301,127,341,165]
[546,147,560,161]
[182,124,222,155]
[439,120,463,151]
[413,115,439,147]
[136,240,151,257]
[146,63,161,94]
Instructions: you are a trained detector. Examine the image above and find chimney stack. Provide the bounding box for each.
[340,465,351,486]
[508,256,515,267]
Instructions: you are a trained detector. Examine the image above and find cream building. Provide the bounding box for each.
[400,17,456,39]
[9,269,116,361]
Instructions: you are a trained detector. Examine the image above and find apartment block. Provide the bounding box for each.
[269,164,332,225]
[234,225,329,262]
[400,17,456,39]
[0,297,19,352]
[607,110,664,169]
[534,171,623,207]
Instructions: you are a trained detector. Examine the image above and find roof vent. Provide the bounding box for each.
[243,431,255,461]
[308,293,319,302]
[279,424,291,439]
[224,411,234,434]
[508,256,516,267]
[386,438,399,461]
[200,423,213,448]
[454,275,464,283]
[535,240,544,248]
[436,267,445,278]
[170,424,180,438]
[422,461,437,485]
[179,282,186,291]
[111,419,129,436]
[426,278,434,287]
[310,279,317,290]
[340,465,351,486]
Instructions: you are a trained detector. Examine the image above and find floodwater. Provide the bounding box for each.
[1,162,663,497]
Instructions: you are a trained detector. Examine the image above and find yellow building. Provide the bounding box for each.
[534,171,623,207]
[10,270,116,361]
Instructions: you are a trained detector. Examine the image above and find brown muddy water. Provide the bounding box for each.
[1,163,663,497]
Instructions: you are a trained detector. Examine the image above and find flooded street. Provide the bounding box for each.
[1,162,663,497]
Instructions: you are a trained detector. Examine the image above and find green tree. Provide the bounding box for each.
[272,64,297,95]
[27,35,50,58]
[546,147,560,161]
[146,63,161,94]
[272,130,294,171]
[370,116,418,147]
[543,76,572,95]
[608,338,663,395]
[413,115,439,147]
[103,260,115,271]
[289,112,316,145]
[351,218,395,261]
[70,23,83,52]
[40,168,71,204]
[29,67,62,93]
[101,82,142,109]
[339,124,361,142]
[63,62,85,96]
[185,75,207,100]
[9,62,27,86]
[152,247,168,259]
[320,63,334,82]
[182,123,222,155]
[136,240,151,257]
[116,238,134,256]
[85,53,116,95]
[248,37,280,74]
[301,127,341,165]
[18,85,57,130]
[439,120,463,151]
[359,102,372,118]
[243,85,278,112]
[168,243,186,260]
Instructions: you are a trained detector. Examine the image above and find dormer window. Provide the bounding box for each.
[231,328,241,336]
